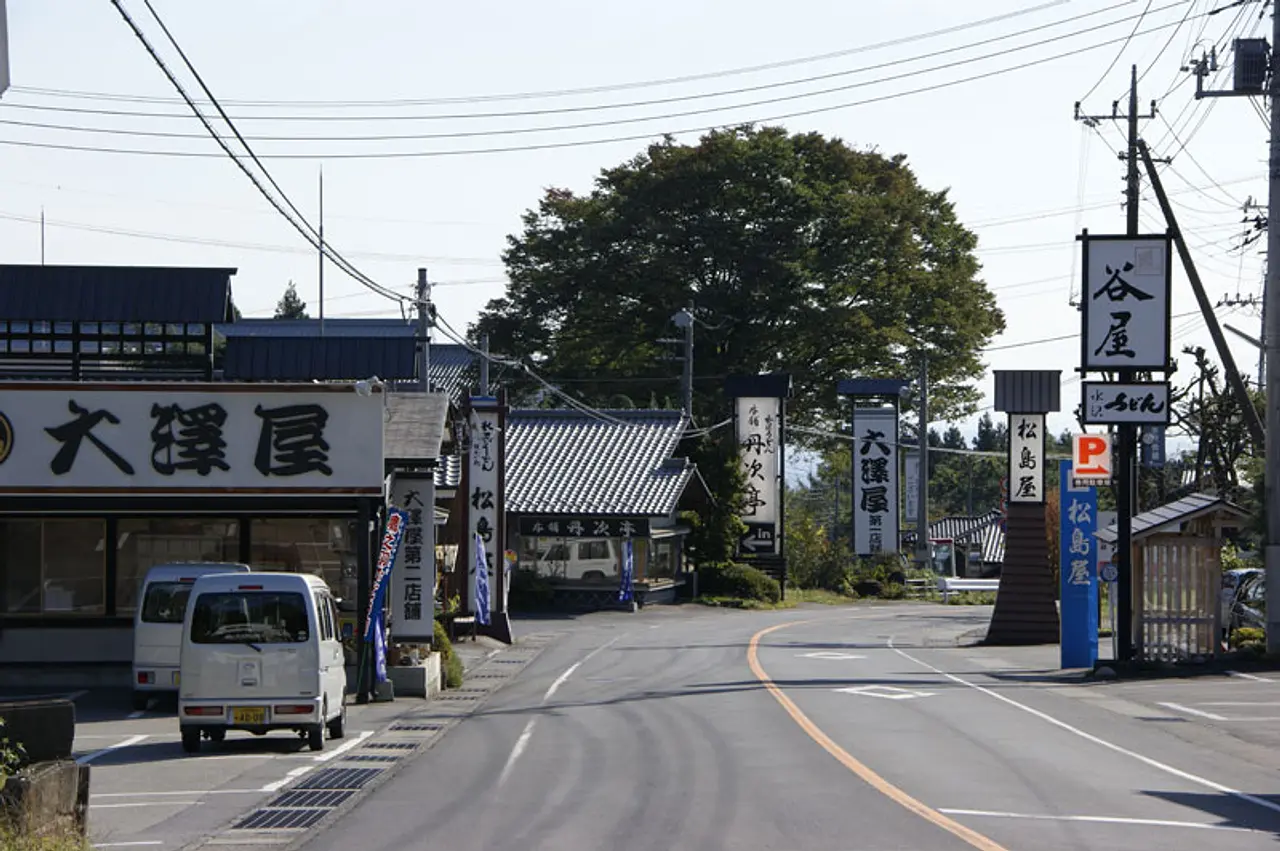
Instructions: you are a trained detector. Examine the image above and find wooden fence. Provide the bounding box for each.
[1136,535,1221,662]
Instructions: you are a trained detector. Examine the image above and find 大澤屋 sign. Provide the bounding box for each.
[0,383,385,495]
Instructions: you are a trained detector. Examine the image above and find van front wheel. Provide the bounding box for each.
[180,728,201,754]
[307,725,324,752]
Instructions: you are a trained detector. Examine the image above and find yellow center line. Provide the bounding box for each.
[747,620,1010,851]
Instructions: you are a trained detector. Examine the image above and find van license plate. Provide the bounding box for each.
[232,707,266,725]
[171,672,181,686]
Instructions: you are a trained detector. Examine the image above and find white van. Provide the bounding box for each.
[178,572,346,753]
[133,562,251,711]
[533,538,620,580]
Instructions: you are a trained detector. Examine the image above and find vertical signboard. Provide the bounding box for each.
[903,450,920,525]
[736,396,781,555]
[0,0,9,99]
[390,472,436,641]
[1060,460,1099,668]
[852,407,899,556]
[463,396,504,617]
[1080,235,1173,372]
[1008,413,1045,503]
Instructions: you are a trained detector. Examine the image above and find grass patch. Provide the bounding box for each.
[0,825,89,851]
[944,591,998,606]
[787,588,859,606]
[693,595,797,611]
[432,620,465,689]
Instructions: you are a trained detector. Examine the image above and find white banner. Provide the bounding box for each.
[852,407,899,556]
[903,451,920,525]
[1081,382,1171,425]
[0,383,383,494]
[1082,236,1172,371]
[390,474,436,641]
[465,401,502,615]
[1008,413,1045,503]
[736,397,780,527]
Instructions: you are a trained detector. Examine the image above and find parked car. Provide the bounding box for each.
[1224,569,1265,636]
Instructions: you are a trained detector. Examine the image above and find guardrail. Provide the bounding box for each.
[937,577,1000,603]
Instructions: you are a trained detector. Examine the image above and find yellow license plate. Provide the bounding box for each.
[232,707,266,725]
[172,672,181,686]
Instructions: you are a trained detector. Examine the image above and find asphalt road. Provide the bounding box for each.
[289,603,1280,851]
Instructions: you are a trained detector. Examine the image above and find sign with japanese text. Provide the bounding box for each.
[516,516,649,538]
[365,508,407,642]
[1080,234,1173,371]
[1072,433,1112,482]
[903,450,920,525]
[851,407,898,556]
[1059,459,1098,669]
[0,383,383,495]
[1081,381,1171,425]
[1007,413,1045,504]
[0,0,9,99]
[736,397,781,554]
[1141,425,1166,468]
[464,397,504,617]
[390,473,436,641]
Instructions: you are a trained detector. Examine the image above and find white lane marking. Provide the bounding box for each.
[1200,701,1280,707]
[1226,670,1273,682]
[77,734,149,765]
[836,685,935,700]
[890,640,1280,819]
[497,720,536,788]
[94,842,165,847]
[939,809,1259,833]
[95,801,202,809]
[799,651,867,660]
[94,789,261,799]
[312,730,372,763]
[1158,702,1229,721]
[261,766,313,793]
[498,634,624,786]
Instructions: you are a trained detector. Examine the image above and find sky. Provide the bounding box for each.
[0,0,1270,469]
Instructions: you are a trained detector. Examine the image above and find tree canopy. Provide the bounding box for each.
[474,126,1004,425]
[275,281,310,320]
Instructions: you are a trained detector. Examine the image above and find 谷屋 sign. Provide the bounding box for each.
[0,383,384,495]
[1080,234,1173,372]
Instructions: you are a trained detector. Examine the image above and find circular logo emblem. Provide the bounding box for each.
[0,412,12,465]
[1100,562,1119,583]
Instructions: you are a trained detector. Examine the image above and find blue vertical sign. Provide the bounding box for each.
[1059,459,1099,668]
[618,539,635,604]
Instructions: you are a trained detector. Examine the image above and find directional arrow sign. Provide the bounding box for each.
[740,522,777,554]
[835,685,935,700]
[799,651,867,660]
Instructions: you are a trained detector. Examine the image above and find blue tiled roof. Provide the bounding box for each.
[217,318,417,381]
[427,344,478,400]
[506,409,693,516]
[0,264,235,323]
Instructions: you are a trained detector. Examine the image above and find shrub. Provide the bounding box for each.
[508,568,557,611]
[0,719,23,782]
[1231,627,1266,655]
[432,620,464,689]
[696,561,781,604]
[0,824,90,851]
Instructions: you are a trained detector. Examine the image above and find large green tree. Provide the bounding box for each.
[474,126,1004,426]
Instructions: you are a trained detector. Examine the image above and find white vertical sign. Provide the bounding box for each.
[903,451,919,525]
[0,0,10,99]
[465,402,501,615]
[1008,413,1045,503]
[736,397,780,526]
[390,474,436,641]
[852,407,899,556]
[1081,236,1172,371]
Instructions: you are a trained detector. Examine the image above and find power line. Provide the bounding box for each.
[0,9,1214,162]
[11,2,1075,109]
[1080,0,1154,103]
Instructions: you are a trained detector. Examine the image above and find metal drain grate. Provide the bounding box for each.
[341,754,401,763]
[268,789,354,809]
[491,658,525,664]
[436,693,483,701]
[235,808,329,831]
[294,767,383,790]
[391,722,442,732]
[366,741,418,750]
[468,672,508,679]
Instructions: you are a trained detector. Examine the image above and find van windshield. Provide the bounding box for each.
[190,592,309,644]
[141,582,195,624]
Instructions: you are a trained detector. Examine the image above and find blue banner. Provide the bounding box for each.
[618,538,635,603]
[364,508,408,641]
[1059,459,1099,668]
[372,605,388,683]
[475,533,491,627]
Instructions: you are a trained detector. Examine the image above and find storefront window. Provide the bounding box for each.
[1,520,105,615]
[116,519,240,615]
[650,539,676,578]
[251,519,356,604]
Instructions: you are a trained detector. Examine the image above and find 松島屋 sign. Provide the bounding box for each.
[464,397,504,616]
[852,406,899,556]
[1008,413,1045,503]
[1080,234,1173,372]
[0,383,384,494]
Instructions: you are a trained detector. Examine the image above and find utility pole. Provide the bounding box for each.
[663,306,695,419]
[915,355,930,572]
[416,268,431,393]
[480,334,491,395]
[318,167,325,337]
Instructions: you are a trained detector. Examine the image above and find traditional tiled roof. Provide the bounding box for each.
[904,509,1005,565]
[434,455,462,490]
[383,392,451,463]
[1095,492,1248,544]
[506,409,692,516]
[0,264,236,323]
[425,344,479,400]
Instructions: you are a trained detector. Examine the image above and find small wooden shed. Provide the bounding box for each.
[1096,493,1249,661]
